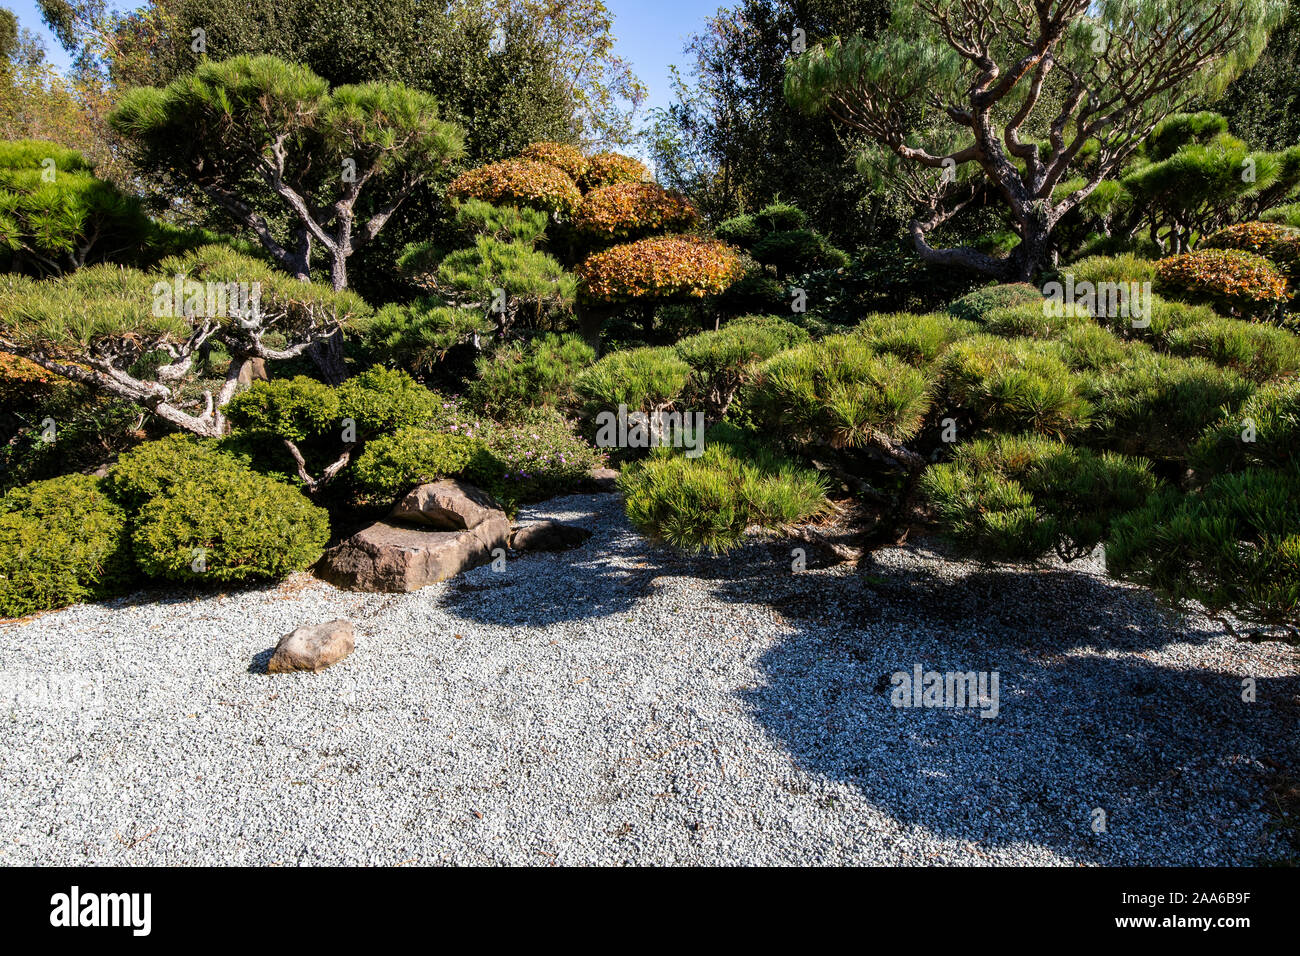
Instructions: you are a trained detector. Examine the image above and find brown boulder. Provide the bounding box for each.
[267,619,354,673]
[581,467,620,493]
[508,520,592,553]
[317,517,509,592]
[389,480,506,530]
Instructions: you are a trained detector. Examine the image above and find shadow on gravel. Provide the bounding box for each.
[716,544,1300,865]
[248,647,275,674]
[438,498,1299,863]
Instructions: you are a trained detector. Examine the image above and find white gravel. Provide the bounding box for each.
[1,492,1296,866]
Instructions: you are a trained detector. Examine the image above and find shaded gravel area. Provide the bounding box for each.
[1,492,1296,865]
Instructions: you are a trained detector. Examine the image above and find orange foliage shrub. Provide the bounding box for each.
[447,159,582,215]
[579,152,650,190]
[1155,249,1290,317]
[572,183,698,240]
[519,142,590,180]
[577,236,745,303]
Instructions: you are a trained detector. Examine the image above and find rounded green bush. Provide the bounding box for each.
[1058,324,1134,372]
[749,229,849,275]
[0,474,134,617]
[1079,351,1255,463]
[981,301,1092,339]
[1190,379,1300,477]
[619,438,830,553]
[1164,317,1300,383]
[921,433,1157,561]
[750,334,932,449]
[946,283,1043,322]
[1106,465,1300,626]
[106,433,250,511]
[575,347,691,420]
[1057,253,1158,289]
[132,469,330,583]
[468,333,595,418]
[854,312,977,366]
[726,314,812,350]
[337,366,440,435]
[940,336,1091,438]
[225,376,340,442]
[350,426,493,500]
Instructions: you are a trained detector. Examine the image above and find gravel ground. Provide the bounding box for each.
[1,491,1296,866]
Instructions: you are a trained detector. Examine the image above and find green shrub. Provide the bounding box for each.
[921,433,1157,561]
[750,334,932,449]
[1164,317,1300,383]
[350,426,493,500]
[855,311,977,366]
[1058,323,1135,372]
[106,434,249,511]
[619,435,830,552]
[351,299,489,374]
[337,366,440,434]
[714,213,761,246]
[1057,253,1158,288]
[1080,351,1255,463]
[1106,465,1300,626]
[750,229,849,276]
[725,314,812,350]
[468,333,595,418]
[575,346,691,420]
[1190,380,1300,476]
[132,468,330,583]
[946,283,1042,322]
[1261,203,1300,229]
[940,336,1091,438]
[225,376,340,443]
[981,301,1092,339]
[675,319,808,420]
[0,474,134,617]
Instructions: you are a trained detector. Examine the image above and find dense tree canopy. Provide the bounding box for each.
[785,0,1289,280]
[109,55,465,294]
[644,0,889,238]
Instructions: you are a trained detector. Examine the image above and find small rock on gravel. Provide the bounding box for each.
[266,619,355,674]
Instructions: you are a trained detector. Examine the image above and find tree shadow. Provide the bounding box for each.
[442,499,1299,863]
[715,549,1300,864]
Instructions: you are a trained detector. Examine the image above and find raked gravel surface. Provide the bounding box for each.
[1,491,1296,866]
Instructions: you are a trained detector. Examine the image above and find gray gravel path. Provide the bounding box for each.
[1,492,1296,865]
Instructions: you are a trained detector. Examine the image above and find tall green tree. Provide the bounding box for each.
[785,0,1288,281]
[109,55,465,295]
[643,0,890,239]
[1216,2,1300,150]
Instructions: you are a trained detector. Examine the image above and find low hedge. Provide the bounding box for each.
[132,468,330,583]
[0,474,134,617]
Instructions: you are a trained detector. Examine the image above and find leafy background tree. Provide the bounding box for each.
[783,0,1288,280]
[643,0,890,240]
[35,0,645,301]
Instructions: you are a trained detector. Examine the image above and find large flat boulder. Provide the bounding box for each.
[389,480,506,531]
[316,517,509,592]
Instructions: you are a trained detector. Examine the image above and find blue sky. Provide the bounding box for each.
[4,0,714,119]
